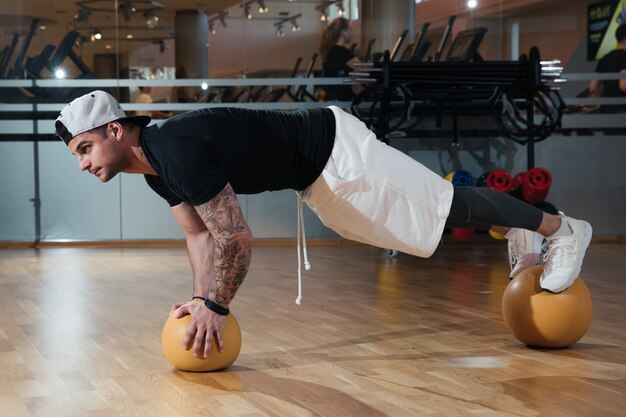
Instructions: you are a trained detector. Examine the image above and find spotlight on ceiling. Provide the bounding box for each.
[74,7,92,24]
[119,1,136,21]
[337,2,345,17]
[320,8,328,22]
[218,11,228,27]
[275,24,284,37]
[144,10,159,28]
[90,29,103,42]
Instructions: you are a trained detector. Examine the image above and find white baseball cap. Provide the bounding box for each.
[55,90,151,145]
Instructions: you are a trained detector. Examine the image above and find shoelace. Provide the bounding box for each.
[542,237,577,269]
[295,191,311,305]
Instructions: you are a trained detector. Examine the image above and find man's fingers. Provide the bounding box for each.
[214,329,224,353]
[182,321,197,350]
[175,304,191,319]
[193,330,207,357]
[170,303,184,315]
[203,331,214,358]
[174,304,227,358]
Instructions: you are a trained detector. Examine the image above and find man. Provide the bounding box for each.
[55,91,592,359]
[588,23,626,112]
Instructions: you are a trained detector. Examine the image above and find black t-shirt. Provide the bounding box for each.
[142,107,335,207]
[324,45,354,77]
[323,45,355,101]
[595,49,626,97]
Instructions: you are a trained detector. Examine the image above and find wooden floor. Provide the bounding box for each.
[0,242,624,417]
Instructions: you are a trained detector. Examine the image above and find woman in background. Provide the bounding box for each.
[319,17,361,101]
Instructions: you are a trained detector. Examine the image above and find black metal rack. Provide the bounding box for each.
[348,47,564,170]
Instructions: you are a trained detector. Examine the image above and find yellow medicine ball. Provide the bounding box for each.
[502,265,593,348]
[162,313,242,372]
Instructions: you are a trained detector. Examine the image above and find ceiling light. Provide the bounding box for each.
[467,0,478,8]
[74,7,92,24]
[320,8,328,22]
[258,0,268,13]
[90,29,103,41]
[276,24,284,37]
[144,10,159,28]
[119,1,135,21]
[218,11,228,27]
[337,2,345,16]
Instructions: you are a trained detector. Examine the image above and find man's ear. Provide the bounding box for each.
[108,121,123,141]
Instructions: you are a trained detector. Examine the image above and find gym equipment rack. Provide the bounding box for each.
[348,47,564,170]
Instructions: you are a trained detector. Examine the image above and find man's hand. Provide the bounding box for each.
[170,299,228,358]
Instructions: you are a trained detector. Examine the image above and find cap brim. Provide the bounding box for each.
[122,115,151,128]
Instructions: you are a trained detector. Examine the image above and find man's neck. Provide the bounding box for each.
[129,145,157,175]
[126,130,157,175]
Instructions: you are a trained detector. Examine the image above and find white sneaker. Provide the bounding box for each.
[505,228,544,279]
[540,214,593,293]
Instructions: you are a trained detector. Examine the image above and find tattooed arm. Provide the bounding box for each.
[194,183,253,307]
[172,183,253,358]
[170,201,214,300]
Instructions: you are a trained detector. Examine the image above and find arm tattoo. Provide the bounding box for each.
[195,183,252,306]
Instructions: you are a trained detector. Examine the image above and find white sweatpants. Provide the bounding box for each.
[302,106,454,258]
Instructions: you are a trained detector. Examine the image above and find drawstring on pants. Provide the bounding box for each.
[295,191,311,305]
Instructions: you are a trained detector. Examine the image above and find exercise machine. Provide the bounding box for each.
[446,27,488,62]
[434,15,457,62]
[258,56,303,102]
[399,22,431,63]
[0,33,20,79]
